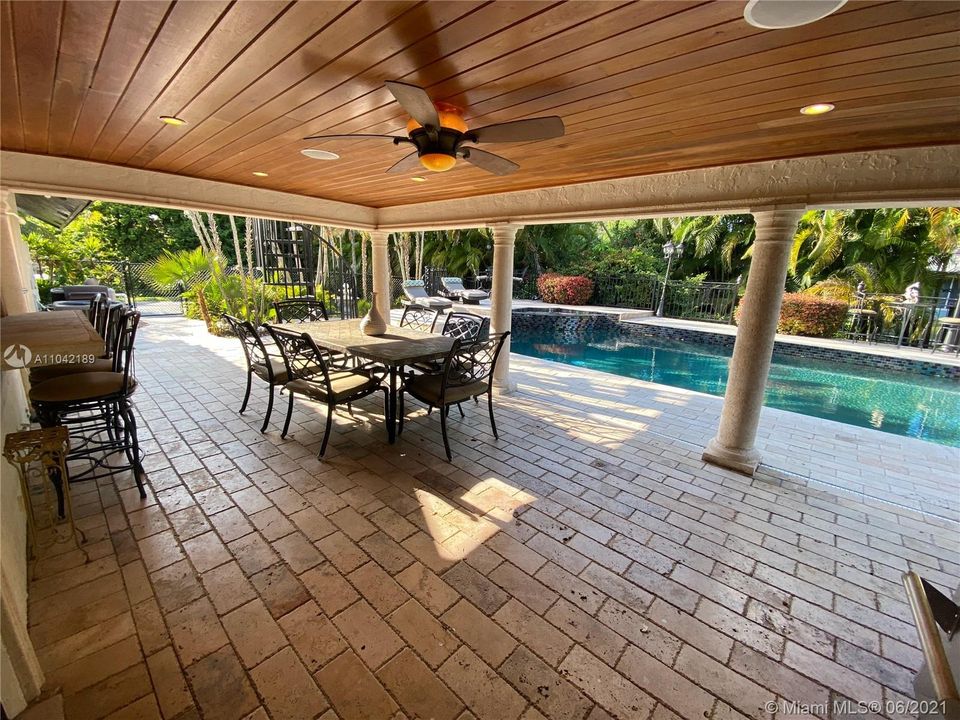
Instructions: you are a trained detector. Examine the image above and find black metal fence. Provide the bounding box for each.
[117,252,739,323]
[519,272,738,323]
[591,274,660,310]
[660,280,739,323]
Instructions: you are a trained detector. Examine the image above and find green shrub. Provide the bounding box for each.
[736,292,848,337]
[537,274,594,305]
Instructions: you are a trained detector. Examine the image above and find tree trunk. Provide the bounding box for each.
[196,285,213,331]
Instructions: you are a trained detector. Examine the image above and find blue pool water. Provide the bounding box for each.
[512,326,960,447]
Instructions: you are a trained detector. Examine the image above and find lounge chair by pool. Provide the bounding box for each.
[402,280,453,310]
[441,277,489,304]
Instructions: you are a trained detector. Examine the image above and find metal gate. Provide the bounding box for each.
[123,261,186,316]
[69,261,183,316]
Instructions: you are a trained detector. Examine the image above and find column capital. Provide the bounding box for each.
[1,188,15,214]
[489,222,522,244]
[751,208,805,243]
[369,229,389,245]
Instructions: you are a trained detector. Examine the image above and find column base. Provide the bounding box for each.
[702,437,760,476]
[492,376,517,395]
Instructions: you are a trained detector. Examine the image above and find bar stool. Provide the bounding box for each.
[28,309,146,500]
[931,316,960,355]
[844,291,878,343]
[29,301,125,383]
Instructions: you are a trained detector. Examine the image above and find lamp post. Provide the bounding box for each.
[655,240,683,317]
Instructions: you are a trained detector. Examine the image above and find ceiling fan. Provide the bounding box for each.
[302,81,564,176]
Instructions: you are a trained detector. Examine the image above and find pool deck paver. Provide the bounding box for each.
[22,315,959,720]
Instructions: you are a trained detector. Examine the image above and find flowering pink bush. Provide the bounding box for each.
[537,274,594,305]
[736,292,848,337]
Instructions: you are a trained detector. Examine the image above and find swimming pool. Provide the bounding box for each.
[512,320,960,447]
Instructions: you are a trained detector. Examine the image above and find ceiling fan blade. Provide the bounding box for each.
[469,116,565,143]
[461,148,518,176]
[386,151,422,174]
[385,81,440,129]
[302,133,402,141]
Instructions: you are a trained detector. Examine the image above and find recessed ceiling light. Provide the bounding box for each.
[159,115,187,126]
[800,103,835,116]
[301,149,340,160]
[252,171,269,177]
[411,176,427,183]
[744,0,846,29]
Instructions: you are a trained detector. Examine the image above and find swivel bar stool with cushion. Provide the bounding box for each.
[29,308,146,503]
[30,301,126,384]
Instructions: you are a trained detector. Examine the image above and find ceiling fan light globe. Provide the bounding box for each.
[438,110,468,134]
[420,153,456,172]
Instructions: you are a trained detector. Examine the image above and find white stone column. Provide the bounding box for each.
[703,207,804,475]
[489,223,521,391]
[0,190,32,315]
[369,229,391,324]
[0,188,43,716]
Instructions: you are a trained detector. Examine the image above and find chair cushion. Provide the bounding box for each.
[457,289,489,299]
[30,372,135,404]
[421,297,453,309]
[30,358,114,383]
[405,373,487,406]
[251,358,289,383]
[285,371,379,402]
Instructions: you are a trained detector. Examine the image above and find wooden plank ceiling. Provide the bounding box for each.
[2,1,958,209]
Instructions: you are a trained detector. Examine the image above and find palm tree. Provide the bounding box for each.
[515,224,593,276]
[145,247,209,291]
[789,208,960,293]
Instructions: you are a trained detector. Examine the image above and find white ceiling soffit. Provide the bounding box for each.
[0,152,377,229]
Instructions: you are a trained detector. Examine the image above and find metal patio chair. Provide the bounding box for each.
[29,308,146,504]
[223,315,289,433]
[399,332,510,461]
[400,304,441,333]
[273,297,329,323]
[265,325,387,457]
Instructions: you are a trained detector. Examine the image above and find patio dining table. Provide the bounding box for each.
[298,319,454,443]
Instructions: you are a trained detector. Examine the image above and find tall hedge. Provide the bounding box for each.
[736,292,848,337]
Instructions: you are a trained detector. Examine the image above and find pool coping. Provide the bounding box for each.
[510,351,960,524]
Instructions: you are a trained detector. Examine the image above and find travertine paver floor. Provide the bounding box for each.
[22,316,959,720]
